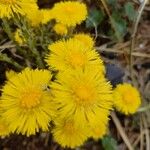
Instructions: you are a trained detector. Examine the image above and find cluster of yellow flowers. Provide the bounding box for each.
[0,0,141,149]
[12,0,87,44]
[46,35,112,147]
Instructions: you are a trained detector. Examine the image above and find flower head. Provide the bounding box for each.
[25,8,54,26]
[52,1,87,27]
[73,33,94,50]
[53,23,68,35]
[113,83,141,115]
[25,8,43,27]
[90,124,107,140]
[0,0,38,19]
[52,117,88,148]
[0,68,55,136]
[46,38,105,72]
[41,9,54,24]
[51,68,112,128]
[6,70,17,80]
[89,115,108,140]
[0,118,10,137]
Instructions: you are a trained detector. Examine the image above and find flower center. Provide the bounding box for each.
[122,91,135,105]
[65,7,74,14]
[20,88,42,109]
[93,128,103,136]
[0,0,14,5]
[74,84,95,105]
[67,52,86,68]
[64,121,75,134]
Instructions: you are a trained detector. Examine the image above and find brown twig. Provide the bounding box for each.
[132,0,150,11]
[140,115,144,150]
[0,45,16,50]
[111,112,134,150]
[130,0,148,79]
[96,47,150,58]
[133,130,146,147]
[142,114,150,150]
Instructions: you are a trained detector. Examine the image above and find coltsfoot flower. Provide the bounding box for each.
[0,68,56,136]
[40,9,54,24]
[6,70,17,80]
[52,117,88,148]
[113,83,141,115]
[0,0,38,18]
[73,33,94,50]
[53,23,68,35]
[46,38,105,73]
[51,68,112,128]
[0,118,10,137]
[89,114,108,140]
[51,1,87,27]
[26,8,54,26]
[25,8,43,27]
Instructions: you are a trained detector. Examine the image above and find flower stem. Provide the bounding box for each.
[0,53,23,70]
[14,17,45,68]
[2,18,14,40]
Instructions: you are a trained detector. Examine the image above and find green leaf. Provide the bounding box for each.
[124,2,137,21]
[107,0,117,6]
[111,12,127,41]
[86,7,105,29]
[102,135,118,150]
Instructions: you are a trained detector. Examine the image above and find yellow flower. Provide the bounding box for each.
[0,118,10,137]
[0,68,55,136]
[6,70,17,80]
[51,68,112,128]
[0,0,38,19]
[26,8,54,26]
[52,1,87,27]
[90,124,107,140]
[89,115,108,140]
[46,38,105,72]
[113,83,141,115]
[14,29,25,45]
[73,33,94,50]
[52,117,88,148]
[53,23,68,35]
[41,9,54,24]
[25,8,43,27]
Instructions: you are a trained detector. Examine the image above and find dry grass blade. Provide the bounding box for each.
[96,47,150,58]
[111,112,134,150]
[130,0,149,79]
[140,115,144,150]
[142,114,150,150]
[0,45,15,50]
